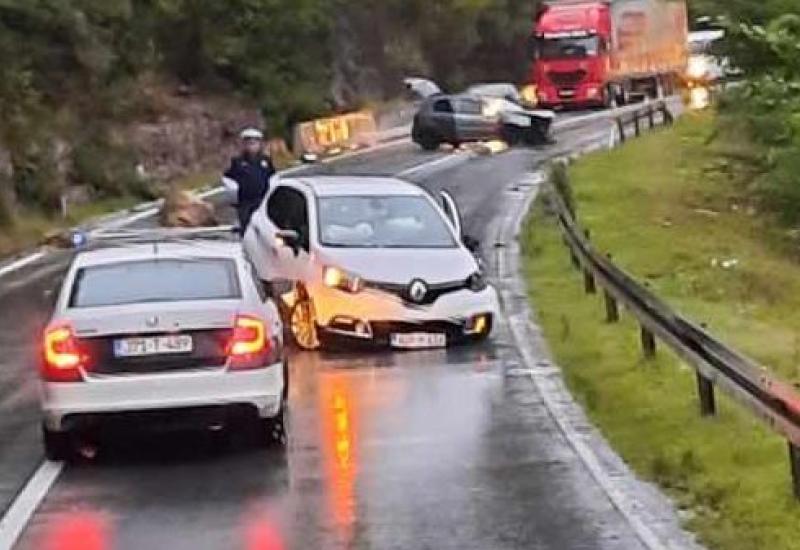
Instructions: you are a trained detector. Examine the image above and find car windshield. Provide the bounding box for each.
[537,36,599,59]
[318,195,457,248]
[69,258,241,308]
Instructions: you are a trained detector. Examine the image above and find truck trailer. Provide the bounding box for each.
[529,0,688,109]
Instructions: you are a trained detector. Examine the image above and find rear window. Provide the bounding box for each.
[69,258,241,308]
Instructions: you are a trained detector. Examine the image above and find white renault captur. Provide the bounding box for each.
[243,176,499,350]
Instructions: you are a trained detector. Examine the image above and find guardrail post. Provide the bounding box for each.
[695,373,716,416]
[789,443,800,500]
[604,290,619,323]
[583,270,596,294]
[634,114,641,137]
[640,326,656,358]
[661,106,673,126]
[648,106,655,129]
[616,118,626,143]
[570,250,580,270]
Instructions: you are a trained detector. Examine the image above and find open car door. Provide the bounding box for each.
[440,190,463,238]
[404,77,442,99]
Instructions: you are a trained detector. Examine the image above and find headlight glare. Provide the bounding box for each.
[323,266,363,293]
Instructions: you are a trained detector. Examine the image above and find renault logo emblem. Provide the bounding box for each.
[145,316,160,328]
[408,279,428,304]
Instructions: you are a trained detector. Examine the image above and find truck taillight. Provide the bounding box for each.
[42,324,85,382]
[228,315,271,370]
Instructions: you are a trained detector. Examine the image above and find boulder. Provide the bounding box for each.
[159,187,218,228]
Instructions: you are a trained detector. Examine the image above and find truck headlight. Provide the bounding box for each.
[467,271,488,292]
[323,266,364,293]
[688,56,708,80]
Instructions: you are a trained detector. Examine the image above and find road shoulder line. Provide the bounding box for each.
[0,461,63,550]
[0,252,46,281]
[495,171,702,550]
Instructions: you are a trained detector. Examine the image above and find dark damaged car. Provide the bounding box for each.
[406,78,555,150]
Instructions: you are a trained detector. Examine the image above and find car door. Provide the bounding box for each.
[247,184,313,284]
[440,190,463,238]
[454,98,493,141]
[430,98,457,142]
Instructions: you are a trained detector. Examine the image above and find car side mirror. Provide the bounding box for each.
[275,229,301,257]
[463,235,480,253]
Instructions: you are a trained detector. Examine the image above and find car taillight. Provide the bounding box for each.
[228,315,271,370]
[42,324,85,382]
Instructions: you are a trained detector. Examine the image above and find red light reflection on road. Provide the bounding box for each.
[37,511,112,550]
[243,509,285,550]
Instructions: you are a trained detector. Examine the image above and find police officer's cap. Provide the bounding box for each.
[240,128,264,140]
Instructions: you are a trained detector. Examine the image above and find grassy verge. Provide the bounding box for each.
[0,171,217,259]
[522,111,800,549]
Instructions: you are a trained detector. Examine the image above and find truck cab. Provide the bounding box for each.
[530,0,688,110]
[531,2,612,108]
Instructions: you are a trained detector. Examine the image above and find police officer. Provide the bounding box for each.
[224,128,276,230]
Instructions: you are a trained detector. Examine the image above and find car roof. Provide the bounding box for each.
[72,240,243,269]
[467,83,518,95]
[282,176,427,197]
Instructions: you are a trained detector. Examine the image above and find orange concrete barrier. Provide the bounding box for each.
[292,111,378,156]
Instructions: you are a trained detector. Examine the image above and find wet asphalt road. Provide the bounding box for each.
[0,117,654,549]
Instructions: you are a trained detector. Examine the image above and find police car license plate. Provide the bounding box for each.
[114,335,193,358]
[390,333,447,349]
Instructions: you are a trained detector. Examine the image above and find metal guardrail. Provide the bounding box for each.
[548,103,800,500]
[551,98,676,135]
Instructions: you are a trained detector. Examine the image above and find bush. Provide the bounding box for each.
[71,138,144,199]
[712,4,800,225]
[0,178,14,227]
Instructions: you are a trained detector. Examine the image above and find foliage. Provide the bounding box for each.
[0,0,539,225]
[524,114,800,549]
[338,0,538,98]
[691,0,800,225]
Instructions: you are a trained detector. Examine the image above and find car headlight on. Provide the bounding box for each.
[482,98,504,118]
[467,271,488,292]
[520,85,538,106]
[323,266,364,293]
[688,56,708,80]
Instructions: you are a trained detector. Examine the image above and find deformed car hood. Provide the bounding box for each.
[321,247,479,285]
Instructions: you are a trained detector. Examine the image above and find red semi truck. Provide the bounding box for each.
[529,0,688,109]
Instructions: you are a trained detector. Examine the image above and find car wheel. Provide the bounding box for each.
[500,126,522,147]
[290,296,320,350]
[42,424,71,461]
[604,86,617,109]
[256,402,289,449]
[417,133,440,151]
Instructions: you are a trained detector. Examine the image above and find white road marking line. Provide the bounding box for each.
[0,460,63,550]
[0,252,46,281]
[397,152,470,178]
[496,169,682,550]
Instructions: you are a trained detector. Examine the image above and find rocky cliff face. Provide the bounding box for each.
[1,87,265,214]
[127,91,264,184]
